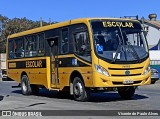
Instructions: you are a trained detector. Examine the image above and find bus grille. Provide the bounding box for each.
[111,73,141,77]
[108,67,143,77]
[108,67,143,70]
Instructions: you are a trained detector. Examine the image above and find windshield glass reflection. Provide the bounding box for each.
[91,20,148,63]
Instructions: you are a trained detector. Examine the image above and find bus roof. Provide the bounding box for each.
[8,18,140,39]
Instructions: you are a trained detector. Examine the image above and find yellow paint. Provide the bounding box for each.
[92,58,151,87]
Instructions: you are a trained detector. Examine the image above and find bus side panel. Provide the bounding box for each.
[7,57,51,89]
[79,67,93,87]
[58,67,93,90]
[25,57,51,89]
[58,70,70,90]
[7,69,21,83]
[27,69,47,86]
[7,67,49,88]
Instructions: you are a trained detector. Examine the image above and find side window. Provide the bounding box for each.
[74,32,90,54]
[15,38,24,58]
[8,40,15,59]
[25,35,37,57]
[37,33,45,56]
[61,28,69,54]
[8,33,45,58]
[8,37,24,59]
[74,31,91,62]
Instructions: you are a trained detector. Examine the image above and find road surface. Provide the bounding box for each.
[0,80,160,118]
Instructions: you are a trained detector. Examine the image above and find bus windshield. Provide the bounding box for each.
[91,20,149,63]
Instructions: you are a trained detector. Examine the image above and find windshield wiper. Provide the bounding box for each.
[127,41,141,62]
[113,27,141,63]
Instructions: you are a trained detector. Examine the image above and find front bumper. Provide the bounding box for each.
[93,71,151,87]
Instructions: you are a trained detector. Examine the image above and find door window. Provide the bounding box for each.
[61,28,69,54]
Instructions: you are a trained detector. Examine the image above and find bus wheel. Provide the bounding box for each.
[118,86,135,99]
[21,75,32,95]
[73,77,90,101]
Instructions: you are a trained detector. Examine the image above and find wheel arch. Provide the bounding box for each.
[21,71,28,78]
[70,70,84,85]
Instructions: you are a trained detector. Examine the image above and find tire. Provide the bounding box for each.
[73,77,90,101]
[118,86,135,99]
[21,75,39,95]
[21,75,32,95]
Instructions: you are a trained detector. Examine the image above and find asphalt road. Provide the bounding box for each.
[0,80,160,119]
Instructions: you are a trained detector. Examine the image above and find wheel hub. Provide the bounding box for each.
[74,82,83,97]
[22,79,27,92]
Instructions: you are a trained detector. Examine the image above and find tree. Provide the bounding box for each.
[0,14,9,53]
[0,15,55,53]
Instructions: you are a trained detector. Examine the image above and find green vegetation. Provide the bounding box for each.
[0,14,56,53]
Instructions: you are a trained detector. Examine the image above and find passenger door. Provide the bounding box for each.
[48,37,59,88]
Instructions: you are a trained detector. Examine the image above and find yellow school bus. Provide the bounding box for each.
[6,18,151,101]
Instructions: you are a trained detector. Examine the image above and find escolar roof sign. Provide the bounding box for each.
[102,21,134,28]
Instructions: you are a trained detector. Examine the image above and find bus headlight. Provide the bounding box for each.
[94,64,109,76]
[143,65,151,75]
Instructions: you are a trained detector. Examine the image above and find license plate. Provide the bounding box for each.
[123,79,134,84]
